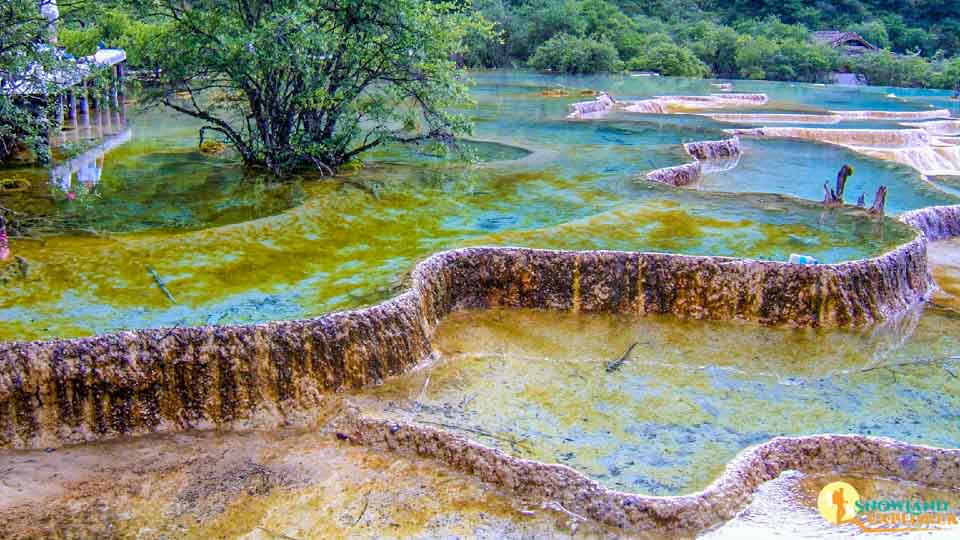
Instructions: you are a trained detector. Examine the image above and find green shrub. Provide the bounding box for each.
[528,33,621,74]
[935,57,960,90]
[627,42,709,77]
[59,27,100,57]
[853,50,934,87]
[733,36,835,82]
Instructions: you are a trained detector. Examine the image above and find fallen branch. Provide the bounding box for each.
[542,500,587,534]
[352,491,370,526]
[858,355,960,375]
[415,419,530,450]
[606,342,638,373]
[868,185,887,216]
[255,526,302,540]
[146,265,177,304]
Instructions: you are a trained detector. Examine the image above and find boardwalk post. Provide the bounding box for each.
[78,82,89,117]
[67,90,76,120]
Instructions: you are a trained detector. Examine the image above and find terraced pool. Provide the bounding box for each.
[1,72,955,341]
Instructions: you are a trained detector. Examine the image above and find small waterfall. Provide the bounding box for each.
[622,93,768,114]
[700,155,742,174]
[646,161,702,186]
[712,93,768,104]
[567,92,615,119]
[832,109,951,121]
[684,137,742,160]
[708,113,840,124]
[728,127,930,147]
[623,99,666,114]
[851,146,960,176]
[901,120,960,136]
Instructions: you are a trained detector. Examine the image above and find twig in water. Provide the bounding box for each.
[605,342,638,373]
[353,491,370,526]
[542,500,587,534]
[146,265,177,304]
[255,526,302,540]
[415,419,529,450]
[858,355,960,375]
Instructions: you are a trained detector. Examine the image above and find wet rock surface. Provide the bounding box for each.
[2,84,960,536]
[0,228,941,449]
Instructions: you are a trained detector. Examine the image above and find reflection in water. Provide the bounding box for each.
[50,127,132,193]
[0,72,957,341]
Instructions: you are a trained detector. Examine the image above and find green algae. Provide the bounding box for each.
[0,72,947,341]
[354,306,960,496]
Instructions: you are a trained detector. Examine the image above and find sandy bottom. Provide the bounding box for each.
[2,427,958,539]
[0,428,600,539]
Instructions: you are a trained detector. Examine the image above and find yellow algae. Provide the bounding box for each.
[2,427,643,540]
[351,308,960,495]
[928,238,960,309]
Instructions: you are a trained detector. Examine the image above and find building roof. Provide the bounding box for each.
[812,31,878,53]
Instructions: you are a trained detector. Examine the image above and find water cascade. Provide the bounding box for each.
[729,126,960,176]
[622,93,768,114]
[901,119,960,136]
[566,92,615,119]
[646,161,702,185]
[831,109,951,120]
[707,113,841,124]
[684,136,742,160]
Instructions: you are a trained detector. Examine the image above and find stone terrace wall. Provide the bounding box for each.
[0,230,943,449]
[341,413,960,534]
[900,204,960,241]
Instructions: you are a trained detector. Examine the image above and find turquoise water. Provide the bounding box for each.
[0,71,957,340]
[359,305,960,496]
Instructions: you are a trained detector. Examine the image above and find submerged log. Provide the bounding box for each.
[605,342,638,373]
[823,164,854,206]
[869,186,888,216]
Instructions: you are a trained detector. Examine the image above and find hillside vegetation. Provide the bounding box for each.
[461,0,960,87]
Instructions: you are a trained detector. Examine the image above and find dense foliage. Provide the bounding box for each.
[464,0,960,87]
[0,0,72,163]
[103,0,486,176]
[8,0,960,170]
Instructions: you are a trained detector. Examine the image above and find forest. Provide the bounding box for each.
[460,0,960,86]
[45,1,960,88]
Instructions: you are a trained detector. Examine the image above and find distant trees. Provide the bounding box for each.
[528,34,621,73]
[627,42,709,77]
[459,0,960,87]
[851,50,936,88]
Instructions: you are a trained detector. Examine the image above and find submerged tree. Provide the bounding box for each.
[140,0,489,176]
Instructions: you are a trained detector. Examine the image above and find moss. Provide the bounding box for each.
[199,140,227,155]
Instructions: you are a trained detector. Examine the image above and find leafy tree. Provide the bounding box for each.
[850,20,891,50]
[627,42,709,77]
[578,0,645,60]
[1,0,76,164]
[140,0,489,176]
[935,57,960,90]
[512,0,585,59]
[677,21,739,78]
[528,33,621,74]
[461,0,516,67]
[853,50,933,87]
